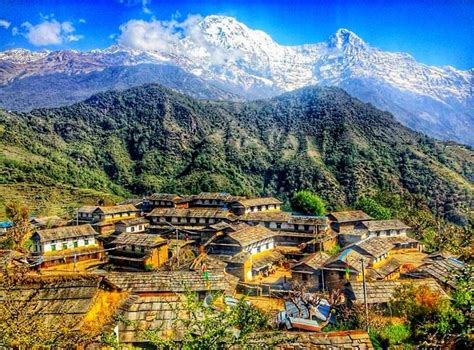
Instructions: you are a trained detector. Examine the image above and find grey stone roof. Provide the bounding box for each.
[347,278,448,304]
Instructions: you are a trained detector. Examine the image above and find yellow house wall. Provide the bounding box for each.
[145,245,169,269]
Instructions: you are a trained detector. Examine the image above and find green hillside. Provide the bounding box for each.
[0,84,472,226]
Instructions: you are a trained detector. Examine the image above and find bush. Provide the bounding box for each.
[355,197,392,220]
[291,190,325,216]
[377,323,411,347]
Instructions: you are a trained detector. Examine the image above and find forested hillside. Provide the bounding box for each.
[1,85,472,228]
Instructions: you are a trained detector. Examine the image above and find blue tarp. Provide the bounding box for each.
[0,221,13,228]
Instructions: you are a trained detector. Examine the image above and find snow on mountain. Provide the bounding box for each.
[0,15,472,144]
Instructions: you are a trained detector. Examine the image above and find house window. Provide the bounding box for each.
[84,239,89,246]
[302,274,308,281]
[131,226,135,232]
[62,243,68,250]
[276,223,281,229]
[141,247,145,253]
[73,241,78,248]
[131,245,136,252]
[257,246,261,253]
[51,244,56,251]
[139,225,143,230]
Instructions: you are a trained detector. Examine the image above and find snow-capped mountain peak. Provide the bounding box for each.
[327,28,367,50]
[0,15,472,144]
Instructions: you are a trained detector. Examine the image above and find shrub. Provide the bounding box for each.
[291,190,325,216]
[355,197,392,220]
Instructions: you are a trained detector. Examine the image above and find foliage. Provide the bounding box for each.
[291,190,326,216]
[139,292,280,350]
[325,244,341,256]
[0,84,472,232]
[0,202,31,252]
[389,282,472,348]
[354,196,392,220]
[375,323,411,348]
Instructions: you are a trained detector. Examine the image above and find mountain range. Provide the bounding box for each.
[0,15,473,145]
[1,84,472,224]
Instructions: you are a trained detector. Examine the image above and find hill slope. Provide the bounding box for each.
[0,63,241,111]
[0,84,472,223]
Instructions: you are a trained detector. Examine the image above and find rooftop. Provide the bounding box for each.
[106,270,238,293]
[232,197,282,208]
[148,207,237,220]
[292,252,331,271]
[347,278,448,304]
[328,210,373,223]
[259,330,374,349]
[361,220,411,231]
[147,193,185,202]
[354,237,396,258]
[30,216,67,228]
[34,224,98,242]
[112,233,166,247]
[417,256,466,288]
[94,204,139,215]
[227,224,277,247]
[115,217,150,226]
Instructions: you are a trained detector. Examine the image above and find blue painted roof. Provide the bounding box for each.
[0,221,13,228]
[448,257,465,267]
[337,248,353,261]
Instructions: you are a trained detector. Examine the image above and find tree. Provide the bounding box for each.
[291,190,325,216]
[1,202,31,252]
[389,282,472,348]
[354,197,391,220]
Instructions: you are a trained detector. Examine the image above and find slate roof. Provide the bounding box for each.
[0,275,125,332]
[361,220,411,231]
[148,208,237,220]
[347,278,448,304]
[30,216,67,228]
[324,248,371,273]
[147,193,184,202]
[115,218,150,226]
[292,252,331,271]
[251,250,284,270]
[232,197,282,208]
[112,233,166,247]
[106,270,238,293]
[94,204,139,215]
[77,206,98,214]
[367,259,401,280]
[227,224,277,247]
[243,211,328,225]
[192,192,234,201]
[259,330,374,349]
[354,237,395,258]
[34,224,98,242]
[289,215,328,225]
[417,257,466,288]
[118,294,187,343]
[328,210,373,223]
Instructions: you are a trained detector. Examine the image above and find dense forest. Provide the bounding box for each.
[0,84,472,239]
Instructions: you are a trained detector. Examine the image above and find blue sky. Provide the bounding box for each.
[0,0,472,69]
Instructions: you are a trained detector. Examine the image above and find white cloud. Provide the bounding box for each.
[21,19,83,46]
[117,14,243,65]
[0,19,11,29]
[78,18,86,24]
[117,18,181,52]
[142,0,152,14]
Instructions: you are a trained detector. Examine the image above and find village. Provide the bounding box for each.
[0,192,469,349]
